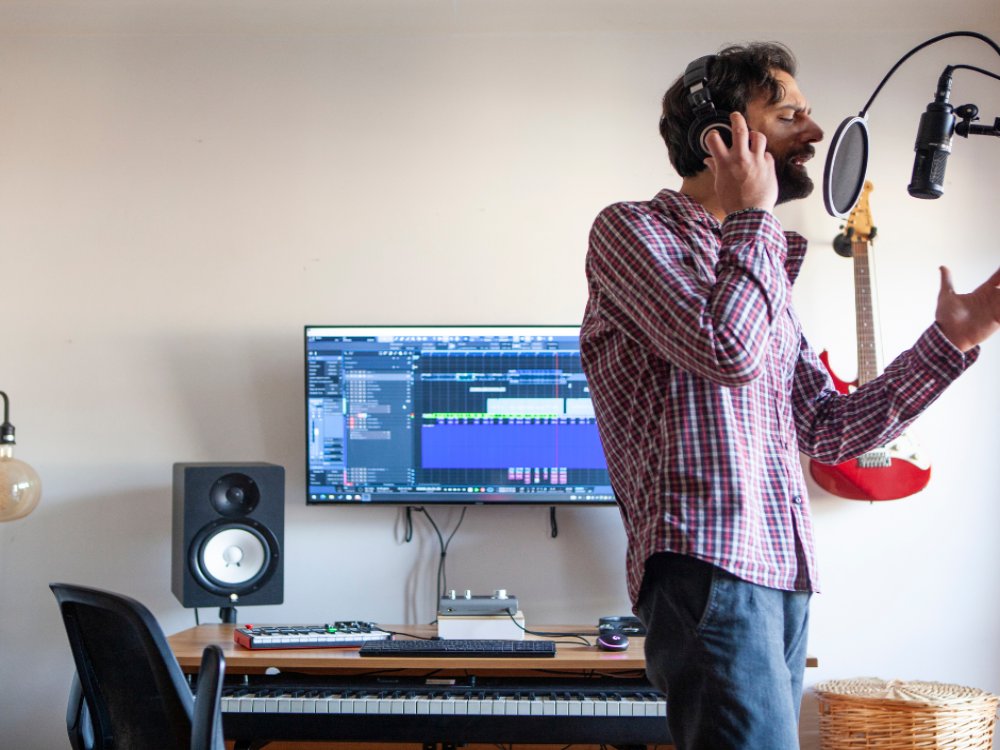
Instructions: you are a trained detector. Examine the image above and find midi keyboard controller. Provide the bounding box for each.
[234,622,392,650]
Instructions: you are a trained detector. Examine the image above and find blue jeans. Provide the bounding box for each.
[636,552,811,750]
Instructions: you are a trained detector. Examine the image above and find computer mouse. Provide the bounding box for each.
[596,631,629,652]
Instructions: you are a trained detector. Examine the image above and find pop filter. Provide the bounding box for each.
[823,115,870,218]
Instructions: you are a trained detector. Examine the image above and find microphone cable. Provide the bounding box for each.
[859,30,1000,118]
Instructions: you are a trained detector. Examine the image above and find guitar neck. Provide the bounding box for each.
[852,236,879,385]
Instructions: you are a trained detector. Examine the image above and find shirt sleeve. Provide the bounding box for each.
[793,323,979,463]
[586,202,791,387]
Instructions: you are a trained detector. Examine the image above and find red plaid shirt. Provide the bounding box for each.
[581,189,978,606]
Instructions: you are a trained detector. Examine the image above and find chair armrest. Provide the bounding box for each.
[191,645,225,750]
[66,672,95,750]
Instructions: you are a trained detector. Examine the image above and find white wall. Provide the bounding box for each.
[1,5,998,748]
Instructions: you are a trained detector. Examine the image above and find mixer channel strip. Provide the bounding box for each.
[234,622,392,650]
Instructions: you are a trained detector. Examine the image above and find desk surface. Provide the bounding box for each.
[168,624,818,673]
[169,624,646,673]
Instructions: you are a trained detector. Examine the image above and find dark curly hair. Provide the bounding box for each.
[659,42,797,177]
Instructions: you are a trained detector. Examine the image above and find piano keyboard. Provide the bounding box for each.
[221,679,666,718]
[216,677,671,746]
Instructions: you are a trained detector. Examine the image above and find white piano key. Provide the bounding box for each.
[618,697,633,717]
[629,697,647,717]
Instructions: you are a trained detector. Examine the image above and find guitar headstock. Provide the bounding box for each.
[843,180,875,241]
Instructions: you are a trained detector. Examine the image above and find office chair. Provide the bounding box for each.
[50,582,225,750]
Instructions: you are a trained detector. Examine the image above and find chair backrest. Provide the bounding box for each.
[50,582,223,750]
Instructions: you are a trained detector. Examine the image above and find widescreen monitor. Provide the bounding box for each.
[305,325,613,505]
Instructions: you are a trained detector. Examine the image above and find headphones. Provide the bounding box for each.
[598,615,647,636]
[683,55,733,159]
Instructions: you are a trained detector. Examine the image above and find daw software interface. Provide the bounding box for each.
[305,326,613,505]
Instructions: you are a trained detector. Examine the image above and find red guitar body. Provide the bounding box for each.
[808,352,932,501]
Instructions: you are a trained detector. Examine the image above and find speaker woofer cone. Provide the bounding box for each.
[190,520,279,595]
[209,473,261,517]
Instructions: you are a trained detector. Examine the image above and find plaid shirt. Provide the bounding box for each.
[581,189,978,607]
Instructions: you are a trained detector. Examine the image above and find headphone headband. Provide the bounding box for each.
[684,55,717,117]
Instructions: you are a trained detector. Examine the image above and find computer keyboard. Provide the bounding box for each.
[359,638,557,658]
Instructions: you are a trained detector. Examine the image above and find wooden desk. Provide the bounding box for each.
[169,624,647,674]
[169,624,666,750]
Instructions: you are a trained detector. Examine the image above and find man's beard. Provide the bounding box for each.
[774,145,816,204]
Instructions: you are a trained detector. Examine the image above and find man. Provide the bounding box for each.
[580,42,999,750]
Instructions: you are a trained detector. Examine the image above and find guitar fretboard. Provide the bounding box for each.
[852,236,880,386]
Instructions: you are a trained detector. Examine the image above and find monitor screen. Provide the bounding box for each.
[305,325,613,505]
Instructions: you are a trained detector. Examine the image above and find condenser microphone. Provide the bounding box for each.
[907,72,956,199]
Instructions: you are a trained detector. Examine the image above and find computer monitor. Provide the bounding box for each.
[305,325,613,505]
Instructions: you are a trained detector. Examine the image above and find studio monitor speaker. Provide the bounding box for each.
[172,462,284,609]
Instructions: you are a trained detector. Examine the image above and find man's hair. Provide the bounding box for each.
[659,42,797,177]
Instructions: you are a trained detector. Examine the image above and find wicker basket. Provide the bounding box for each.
[814,678,999,749]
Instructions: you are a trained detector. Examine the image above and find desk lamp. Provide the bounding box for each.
[0,391,41,522]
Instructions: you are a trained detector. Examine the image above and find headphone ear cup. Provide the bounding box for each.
[689,113,734,159]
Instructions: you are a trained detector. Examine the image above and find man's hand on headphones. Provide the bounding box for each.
[703,111,778,217]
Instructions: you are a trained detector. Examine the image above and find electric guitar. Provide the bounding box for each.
[808,182,931,501]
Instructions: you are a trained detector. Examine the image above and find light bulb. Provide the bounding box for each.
[0,443,41,522]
